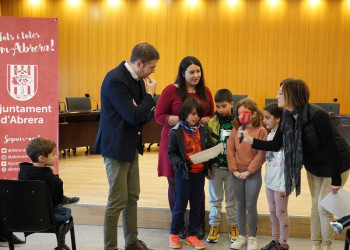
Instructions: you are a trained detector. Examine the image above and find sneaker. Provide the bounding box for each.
[61,195,80,207]
[260,240,277,250]
[54,243,71,250]
[197,221,205,239]
[186,235,205,249]
[179,221,187,239]
[230,235,247,249]
[229,225,239,242]
[0,235,26,247]
[169,234,181,249]
[272,243,289,250]
[207,225,219,243]
[330,221,343,234]
[247,236,258,250]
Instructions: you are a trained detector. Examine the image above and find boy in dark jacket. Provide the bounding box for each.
[168,98,213,249]
[18,137,79,250]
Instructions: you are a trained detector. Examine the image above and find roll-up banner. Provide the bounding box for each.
[0,17,59,179]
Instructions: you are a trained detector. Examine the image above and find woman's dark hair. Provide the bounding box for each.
[178,98,203,122]
[215,89,233,103]
[280,78,310,109]
[233,98,263,128]
[264,102,283,119]
[175,56,208,108]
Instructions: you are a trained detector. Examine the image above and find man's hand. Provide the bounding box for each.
[145,76,157,96]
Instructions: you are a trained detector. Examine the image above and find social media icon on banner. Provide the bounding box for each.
[1,148,6,153]
[1,155,7,160]
[1,167,7,172]
[1,161,7,167]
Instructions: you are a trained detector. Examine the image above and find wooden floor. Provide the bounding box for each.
[58,146,350,239]
[59,145,350,217]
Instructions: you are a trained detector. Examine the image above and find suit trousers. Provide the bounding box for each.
[104,152,140,250]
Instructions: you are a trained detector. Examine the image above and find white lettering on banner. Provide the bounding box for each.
[0,105,52,114]
[3,135,40,144]
[8,155,28,159]
[0,32,15,42]
[9,116,43,124]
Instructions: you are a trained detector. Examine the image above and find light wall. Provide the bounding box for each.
[1,0,350,113]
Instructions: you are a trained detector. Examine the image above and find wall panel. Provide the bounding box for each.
[1,0,349,113]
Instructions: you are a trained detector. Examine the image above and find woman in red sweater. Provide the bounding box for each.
[155,56,214,239]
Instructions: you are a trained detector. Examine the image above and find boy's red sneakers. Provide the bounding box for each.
[169,234,181,249]
[185,235,205,249]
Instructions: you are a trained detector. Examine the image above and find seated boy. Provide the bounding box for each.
[18,137,79,250]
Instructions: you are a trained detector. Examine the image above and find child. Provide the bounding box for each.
[206,89,238,244]
[168,98,213,249]
[226,98,267,250]
[260,103,290,250]
[330,215,350,234]
[18,137,79,250]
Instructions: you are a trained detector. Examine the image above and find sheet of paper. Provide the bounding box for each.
[321,188,350,218]
[189,143,224,164]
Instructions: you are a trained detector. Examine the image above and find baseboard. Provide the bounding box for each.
[70,204,346,240]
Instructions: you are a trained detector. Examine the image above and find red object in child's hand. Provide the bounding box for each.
[238,109,252,143]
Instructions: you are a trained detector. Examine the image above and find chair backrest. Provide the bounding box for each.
[0,180,55,232]
[232,94,248,110]
[312,102,340,114]
[265,98,278,107]
[66,97,92,112]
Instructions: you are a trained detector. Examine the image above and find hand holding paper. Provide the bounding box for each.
[321,188,350,218]
[189,143,223,164]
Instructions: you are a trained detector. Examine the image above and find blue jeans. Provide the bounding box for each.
[171,171,205,236]
[104,152,140,250]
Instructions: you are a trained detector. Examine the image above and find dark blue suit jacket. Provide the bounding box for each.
[94,61,155,162]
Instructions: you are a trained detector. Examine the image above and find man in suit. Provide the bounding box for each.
[94,43,159,250]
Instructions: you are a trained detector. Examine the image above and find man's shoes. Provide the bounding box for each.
[229,225,239,242]
[0,235,26,247]
[185,235,205,249]
[61,195,80,207]
[207,225,219,243]
[179,220,187,239]
[330,221,343,234]
[54,243,71,250]
[197,221,205,239]
[125,240,152,250]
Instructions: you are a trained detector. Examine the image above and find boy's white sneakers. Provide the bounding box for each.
[247,236,258,250]
[230,235,247,249]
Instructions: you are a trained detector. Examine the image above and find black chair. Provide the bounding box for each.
[232,94,248,111]
[143,94,160,152]
[64,97,92,155]
[345,228,350,250]
[312,102,340,114]
[265,98,277,107]
[0,180,76,250]
[66,97,92,112]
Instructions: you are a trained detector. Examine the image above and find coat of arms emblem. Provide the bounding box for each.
[7,64,38,101]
